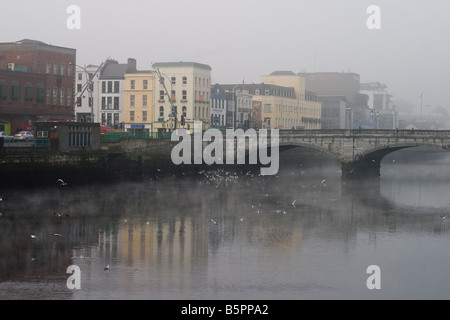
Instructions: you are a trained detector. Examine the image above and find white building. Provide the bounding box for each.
[152,62,212,133]
[74,65,100,123]
[360,82,393,111]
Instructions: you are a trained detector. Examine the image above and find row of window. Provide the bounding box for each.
[129,80,149,90]
[0,81,72,106]
[158,90,209,101]
[46,62,73,77]
[159,76,210,88]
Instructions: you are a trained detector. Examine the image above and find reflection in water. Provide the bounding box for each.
[0,149,449,300]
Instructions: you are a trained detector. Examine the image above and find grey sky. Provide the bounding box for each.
[1,0,449,112]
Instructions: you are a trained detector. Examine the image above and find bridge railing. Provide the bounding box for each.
[278,129,450,137]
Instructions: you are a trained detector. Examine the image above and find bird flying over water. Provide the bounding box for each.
[30,235,39,240]
[104,264,110,271]
[210,219,219,225]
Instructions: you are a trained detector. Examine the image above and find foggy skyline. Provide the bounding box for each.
[1,0,449,113]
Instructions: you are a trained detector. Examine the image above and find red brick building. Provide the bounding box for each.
[0,39,76,134]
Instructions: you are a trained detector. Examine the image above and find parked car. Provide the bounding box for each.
[14,131,34,142]
[0,131,15,142]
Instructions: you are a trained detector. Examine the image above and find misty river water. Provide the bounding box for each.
[0,147,449,300]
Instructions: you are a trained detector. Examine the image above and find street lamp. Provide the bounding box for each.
[345,107,352,130]
[371,110,380,129]
[420,92,424,121]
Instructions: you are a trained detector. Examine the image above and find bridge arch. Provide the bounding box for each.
[277,129,450,179]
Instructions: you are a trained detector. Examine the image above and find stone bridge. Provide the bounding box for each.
[277,129,450,178]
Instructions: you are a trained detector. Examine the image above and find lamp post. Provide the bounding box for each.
[345,107,352,130]
[420,92,424,121]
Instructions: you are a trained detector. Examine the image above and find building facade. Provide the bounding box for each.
[123,71,154,133]
[152,62,212,133]
[0,39,76,133]
[74,65,101,123]
[98,58,137,130]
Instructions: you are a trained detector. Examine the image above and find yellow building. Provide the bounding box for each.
[124,71,154,133]
[258,71,322,130]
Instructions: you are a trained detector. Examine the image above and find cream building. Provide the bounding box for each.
[260,71,321,129]
[124,71,154,133]
[152,62,212,133]
[220,71,321,130]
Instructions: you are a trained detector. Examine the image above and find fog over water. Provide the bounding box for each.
[0,147,449,300]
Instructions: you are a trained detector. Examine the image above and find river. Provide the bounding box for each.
[0,147,449,300]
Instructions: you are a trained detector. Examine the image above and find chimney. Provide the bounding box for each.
[127,58,137,73]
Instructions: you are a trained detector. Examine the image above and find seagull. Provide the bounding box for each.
[210,219,219,225]
[0,195,3,202]
[104,264,110,271]
[440,215,447,220]
[53,233,63,237]
[291,200,297,207]
[53,212,69,218]
[57,179,67,186]
[30,235,39,240]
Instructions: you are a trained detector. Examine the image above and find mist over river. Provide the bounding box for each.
[0,147,449,300]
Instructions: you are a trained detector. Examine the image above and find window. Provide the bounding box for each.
[53,63,58,75]
[67,90,72,106]
[143,95,147,107]
[25,84,34,102]
[37,131,48,138]
[182,106,187,117]
[114,81,119,93]
[171,90,176,101]
[114,97,119,110]
[61,64,66,77]
[46,62,51,74]
[37,85,45,102]
[68,64,73,77]
[143,80,148,90]
[102,81,106,93]
[159,90,165,101]
[255,89,260,95]
[130,80,135,90]
[60,88,65,105]
[182,77,187,85]
[11,83,20,100]
[107,81,112,93]
[78,73,82,81]
[171,77,176,85]
[77,84,82,92]
[0,82,7,99]
[52,87,58,105]
[142,111,147,122]
[130,111,135,122]
[182,90,187,100]
[107,97,112,109]
[159,106,164,118]
[130,95,135,107]
[47,87,51,105]
[102,97,106,109]
[264,104,272,113]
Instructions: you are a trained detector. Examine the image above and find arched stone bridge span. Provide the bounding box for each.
[278,129,450,178]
